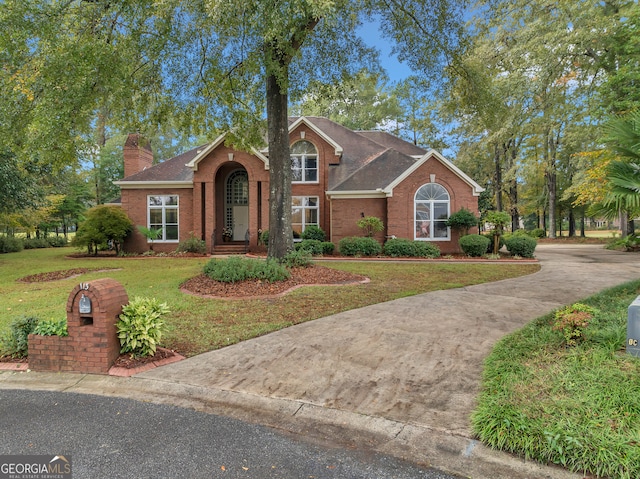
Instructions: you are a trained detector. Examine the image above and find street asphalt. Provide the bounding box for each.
[1,243,640,479]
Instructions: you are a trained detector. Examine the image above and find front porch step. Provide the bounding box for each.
[212,243,247,255]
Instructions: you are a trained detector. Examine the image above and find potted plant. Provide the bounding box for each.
[222,226,233,242]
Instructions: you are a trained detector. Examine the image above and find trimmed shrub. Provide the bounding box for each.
[460,234,490,257]
[383,238,414,257]
[0,236,24,254]
[282,249,313,268]
[295,239,324,255]
[0,315,40,358]
[321,242,335,255]
[117,297,169,357]
[384,238,441,258]
[203,256,290,283]
[446,208,479,235]
[301,225,326,242]
[177,233,207,254]
[338,236,382,256]
[505,235,537,258]
[413,241,441,258]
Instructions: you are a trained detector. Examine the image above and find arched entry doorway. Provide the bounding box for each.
[225,169,249,241]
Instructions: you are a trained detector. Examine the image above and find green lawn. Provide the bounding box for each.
[473,280,640,479]
[1,247,539,356]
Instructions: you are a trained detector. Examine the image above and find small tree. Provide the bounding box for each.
[485,211,511,254]
[446,208,479,236]
[137,225,163,252]
[357,216,384,238]
[72,205,133,255]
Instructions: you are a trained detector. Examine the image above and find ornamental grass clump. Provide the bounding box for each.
[117,296,169,358]
[552,303,597,347]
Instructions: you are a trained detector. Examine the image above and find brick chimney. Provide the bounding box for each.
[123,134,153,178]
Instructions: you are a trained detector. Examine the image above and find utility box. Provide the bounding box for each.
[29,278,128,374]
[627,296,640,358]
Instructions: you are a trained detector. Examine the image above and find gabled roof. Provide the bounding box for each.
[186,133,269,171]
[114,117,483,198]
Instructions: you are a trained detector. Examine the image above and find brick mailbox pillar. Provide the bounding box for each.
[28,278,128,374]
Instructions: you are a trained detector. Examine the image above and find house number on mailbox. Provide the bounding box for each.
[79,283,92,314]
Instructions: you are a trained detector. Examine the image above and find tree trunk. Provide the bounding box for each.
[568,208,575,237]
[266,67,294,260]
[620,210,629,238]
[509,178,518,232]
[494,144,503,212]
[580,208,586,237]
[546,129,557,239]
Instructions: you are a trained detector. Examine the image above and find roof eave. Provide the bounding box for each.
[325,189,389,199]
[113,181,193,189]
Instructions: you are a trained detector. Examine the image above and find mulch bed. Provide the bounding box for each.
[181,264,368,299]
[112,348,177,369]
[17,268,120,283]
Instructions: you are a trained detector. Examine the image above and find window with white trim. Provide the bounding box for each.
[148,195,179,242]
[292,196,319,239]
[291,140,318,183]
[414,184,450,240]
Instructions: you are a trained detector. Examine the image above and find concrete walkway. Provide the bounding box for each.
[2,244,640,478]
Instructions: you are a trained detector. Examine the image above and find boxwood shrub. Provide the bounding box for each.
[300,225,326,242]
[383,238,440,258]
[504,235,537,258]
[321,241,335,255]
[338,236,382,257]
[460,234,490,257]
[295,239,324,255]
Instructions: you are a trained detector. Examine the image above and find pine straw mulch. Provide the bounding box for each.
[17,268,120,283]
[180,264,368,299]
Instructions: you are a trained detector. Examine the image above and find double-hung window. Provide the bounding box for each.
[414,184,450,240]
[148,195,179,242]
[292,196,319,239]
[291,140,318,183]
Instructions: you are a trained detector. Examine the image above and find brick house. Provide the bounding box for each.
[114,116,483,254]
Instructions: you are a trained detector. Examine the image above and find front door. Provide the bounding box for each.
[225,169,249,241]
[232,206,249,241]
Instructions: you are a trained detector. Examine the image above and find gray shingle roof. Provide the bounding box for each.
[119,118,427,191]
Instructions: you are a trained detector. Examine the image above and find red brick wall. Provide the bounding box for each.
[123,134,153,178]
[387,155,479,254]
[121,188,194,254]
[28,279,128,374]
[329,197,387,245]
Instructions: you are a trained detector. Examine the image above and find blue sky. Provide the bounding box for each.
[356,21,414,83]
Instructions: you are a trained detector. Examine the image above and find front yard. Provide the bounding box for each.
[0,247,539,357]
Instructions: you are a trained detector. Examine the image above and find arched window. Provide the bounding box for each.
[291,140,318,183]
[414,183,450,240]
